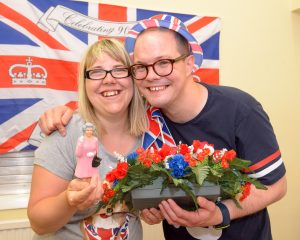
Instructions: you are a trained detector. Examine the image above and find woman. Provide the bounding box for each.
[27,39,147,240]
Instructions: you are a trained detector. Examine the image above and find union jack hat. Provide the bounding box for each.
[125,14,203,71]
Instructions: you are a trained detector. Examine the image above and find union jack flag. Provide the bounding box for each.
[0,0,220,153]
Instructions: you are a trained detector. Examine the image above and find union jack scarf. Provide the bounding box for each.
[142,105,176,150]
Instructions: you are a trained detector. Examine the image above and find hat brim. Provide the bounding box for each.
[125,18,203,70]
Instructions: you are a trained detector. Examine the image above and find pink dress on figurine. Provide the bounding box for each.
[75,134,99,178]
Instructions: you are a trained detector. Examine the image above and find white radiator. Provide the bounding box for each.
[0,219,34,240]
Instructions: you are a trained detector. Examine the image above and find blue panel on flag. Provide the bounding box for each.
[201,32,220,60]
[0,98,42,124]
[0,22,38,45]
[20,144,37,151]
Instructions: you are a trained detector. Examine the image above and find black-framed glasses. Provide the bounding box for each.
[130,54,189,80]
[85,67,130,80]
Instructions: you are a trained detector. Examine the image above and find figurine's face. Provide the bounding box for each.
[85,53,133,119]
[84,128,94,137]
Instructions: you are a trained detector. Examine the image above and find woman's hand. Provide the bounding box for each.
[140,208,164,225]
[66,174,103,211]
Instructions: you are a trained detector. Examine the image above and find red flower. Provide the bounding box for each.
[142,158,152,167]
[185,153,197,167]
[105,162,128,182]
[102,188,115,203]
[137,151,147,162]
[117,162,128,172]
[240,182,252,201]
[202,148,211,157]
[223,149,236,161]
[179,144,189,155]
[192,140,202,152]
[105,189,115,198]
[196,152,205,162]
[221,159,229,169]
[159,144,172,158]
[192,140,210,153]
[136,147,144,154]
[152,154,163,163]
[102,183,109,190]
[105,171,116,182]
[213,150,222,163]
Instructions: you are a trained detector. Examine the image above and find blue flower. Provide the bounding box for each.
[127,152,138,161]
[113,179,119,187]
[168,154,189,178]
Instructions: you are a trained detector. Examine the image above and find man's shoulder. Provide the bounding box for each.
[204,83,260,109]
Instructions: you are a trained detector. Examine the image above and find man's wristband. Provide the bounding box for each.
[214,201,230,230]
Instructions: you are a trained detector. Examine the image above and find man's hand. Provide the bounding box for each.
[38,105,74,136]
[66,174,103,211]
[158,197,222,228]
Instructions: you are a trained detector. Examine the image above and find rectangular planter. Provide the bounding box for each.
[131,178,220,210]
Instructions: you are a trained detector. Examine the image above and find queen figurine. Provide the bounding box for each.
[75,122,100,179]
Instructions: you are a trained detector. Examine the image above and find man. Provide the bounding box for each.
[39,14,286,240]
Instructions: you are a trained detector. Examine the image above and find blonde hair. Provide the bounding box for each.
[77,39,147,136]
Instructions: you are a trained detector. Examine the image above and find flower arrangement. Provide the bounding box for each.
[98,140,266,212]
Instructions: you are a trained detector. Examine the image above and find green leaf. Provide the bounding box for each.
[192,165,209,185]
[230,158,251,170]
[178,182,198,210]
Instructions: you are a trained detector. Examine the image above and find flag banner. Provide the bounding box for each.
[0,0,220,153]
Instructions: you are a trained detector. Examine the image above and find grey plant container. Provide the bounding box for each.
[131,178,221,210]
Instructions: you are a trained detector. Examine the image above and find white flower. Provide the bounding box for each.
[188,145,194,154]
[113,152,126,162]
[163,156,171,169]
[203,144,215,155]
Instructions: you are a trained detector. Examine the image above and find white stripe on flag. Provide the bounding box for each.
[88,3,100,44]
[0,88,77,144]
[201,59,219,69]
[0,44,83,62]
[191,18,221,45]
[2,0,87,53]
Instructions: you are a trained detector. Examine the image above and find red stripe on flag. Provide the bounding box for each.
[0,122,37,153]
[187,17,217,34]
[146,110,160,136]
[0,56,78,91]
[0,3,68,50]
[65,101,78,110]
[163,133,174,144]
[244,150,281,173]
[98,4,127,21]
[195,69,219,85]
[97,4,128,42]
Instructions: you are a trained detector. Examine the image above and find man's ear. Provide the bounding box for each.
[185,54,195,76]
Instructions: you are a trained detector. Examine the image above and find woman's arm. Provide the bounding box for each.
[27,165,101,235]
[27,165,76,235]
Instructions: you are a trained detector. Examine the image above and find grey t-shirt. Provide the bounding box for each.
[33,114,143,240]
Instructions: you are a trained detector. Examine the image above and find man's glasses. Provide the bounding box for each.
[130,54,189,80]
[85,67,130,80]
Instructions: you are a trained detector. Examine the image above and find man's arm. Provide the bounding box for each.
[38,105,74,136]
[158,175,287,227]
